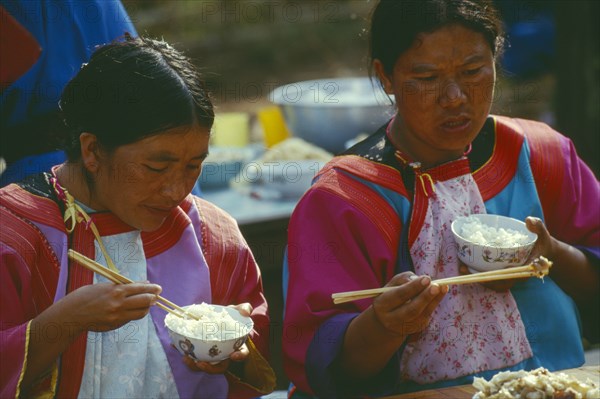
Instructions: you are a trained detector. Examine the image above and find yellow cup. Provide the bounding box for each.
[211,112,250,147]
[258,106,290,148]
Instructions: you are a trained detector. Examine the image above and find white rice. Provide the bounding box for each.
[165,303,250,341]
[460,216,530,247]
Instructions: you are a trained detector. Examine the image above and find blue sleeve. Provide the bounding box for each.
[305,313,402,398]
[576,245,600,264]
[1,0,137,127]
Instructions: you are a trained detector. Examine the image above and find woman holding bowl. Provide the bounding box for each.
[283,0,599,397]
[0,36,274,398]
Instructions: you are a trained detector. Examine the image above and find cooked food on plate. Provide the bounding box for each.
[472,367,600,399]
[258,137,333,163]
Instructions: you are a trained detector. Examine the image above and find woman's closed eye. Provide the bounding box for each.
[464,66,483,76]
[144,164,168,173]
[416,75,438,82]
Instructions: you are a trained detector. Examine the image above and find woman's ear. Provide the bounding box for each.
[373,59,393,94]
[79,132,100,174]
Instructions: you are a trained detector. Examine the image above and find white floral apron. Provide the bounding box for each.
[397,154,533,384]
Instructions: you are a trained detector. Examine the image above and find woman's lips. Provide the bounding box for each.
[145,205,172,217]
[441,118,471,134]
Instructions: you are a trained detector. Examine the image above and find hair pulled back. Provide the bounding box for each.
[370,0,505,75]
[60,35,214,160]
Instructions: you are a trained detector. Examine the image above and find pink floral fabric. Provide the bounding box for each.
[399,164,533,384]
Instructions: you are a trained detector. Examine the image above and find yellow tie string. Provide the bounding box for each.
[52,178,119,272]
[418,172,436,197]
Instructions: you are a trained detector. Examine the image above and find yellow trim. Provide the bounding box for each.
[13,323,59,399]
[226,337,276,395]
[327,154,405,175]
[419,173,436,197]
[14,321,31,398]
[34,365,59,399]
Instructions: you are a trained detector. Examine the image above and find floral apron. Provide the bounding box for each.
[397,155,533,384]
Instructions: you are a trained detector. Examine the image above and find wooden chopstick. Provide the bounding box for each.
[67,249,198,320]
[332,258,552,305]
[332,271,536,304]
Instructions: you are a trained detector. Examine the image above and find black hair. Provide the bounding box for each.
[59,35,214,161]
[369,0,505,75]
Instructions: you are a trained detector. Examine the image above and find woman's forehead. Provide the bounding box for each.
[398,25,492,66]
[111,125,210,157]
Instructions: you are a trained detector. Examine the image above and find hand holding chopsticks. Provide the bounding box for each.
[332,257,552,304]
[67,249,198,320]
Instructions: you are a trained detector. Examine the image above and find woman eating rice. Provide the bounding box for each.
[0,36,274,398]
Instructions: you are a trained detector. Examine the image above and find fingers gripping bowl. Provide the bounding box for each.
[165,303,253,363]
[451,214,538,273]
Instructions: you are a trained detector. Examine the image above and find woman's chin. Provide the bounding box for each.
[140,220,167,232]
[126,215,167,232]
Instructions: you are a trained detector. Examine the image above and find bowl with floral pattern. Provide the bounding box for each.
[164,303,253,363]
[451,214,538,273]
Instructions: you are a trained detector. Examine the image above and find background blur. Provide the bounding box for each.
[121,0,599,173]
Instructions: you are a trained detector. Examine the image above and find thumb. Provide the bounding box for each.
[231,302,253,317]
[525,216,545,235]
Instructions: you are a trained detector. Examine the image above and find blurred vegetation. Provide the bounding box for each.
[123,0,373,112]
[122,0,598,170]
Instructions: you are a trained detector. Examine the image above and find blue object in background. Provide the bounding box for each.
[0,0,137,186]
[0,150,65,187]
[495,1,556,78]
[502,12,555,78]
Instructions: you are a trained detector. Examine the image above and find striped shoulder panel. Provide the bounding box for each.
[0,182,65,233]
[192,196,253,305]
[473,116,525,201]
[317,155,408,196]
[312,167,402,253]
[0,205,60,314]
[492,115,564,216]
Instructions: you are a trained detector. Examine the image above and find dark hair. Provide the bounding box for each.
[59,35,214,161]
[369,0,505,75]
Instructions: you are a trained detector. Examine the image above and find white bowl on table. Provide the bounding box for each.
[244,159,325,199]
[451,214,538,273]
[164,303,253,363]
[196,145,261,190]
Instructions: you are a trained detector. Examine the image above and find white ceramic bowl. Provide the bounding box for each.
[451,214,538,273]
[165,304,253,363]
[244,159,325,199]
[196,145,261,190]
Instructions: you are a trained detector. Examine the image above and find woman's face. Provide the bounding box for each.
[375,24,496,166]
[88,125,210,232]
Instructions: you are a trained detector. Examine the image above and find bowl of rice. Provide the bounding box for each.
[451,214,538,273]
[164,303,253,363]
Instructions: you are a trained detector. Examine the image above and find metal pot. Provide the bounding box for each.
[270,77,395,154]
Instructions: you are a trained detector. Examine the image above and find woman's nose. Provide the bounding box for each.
[161,177,189,202]
[439,81,467,108]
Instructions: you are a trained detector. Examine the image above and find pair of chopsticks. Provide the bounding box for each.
[332,257,552,304]
[67,249,198,320]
